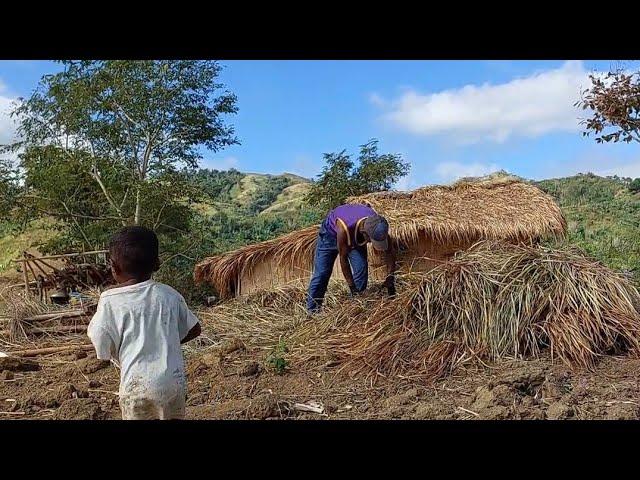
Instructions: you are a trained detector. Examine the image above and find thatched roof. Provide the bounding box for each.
[194,173,567,297]
[347,173,566,245]
[194,226,319,299]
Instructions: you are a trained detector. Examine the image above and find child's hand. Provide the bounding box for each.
[181,323,202,344]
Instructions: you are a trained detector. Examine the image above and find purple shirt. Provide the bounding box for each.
[325,204,376,247]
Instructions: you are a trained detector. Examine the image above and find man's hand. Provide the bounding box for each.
[384,277,396,297]
[383,236,398,297]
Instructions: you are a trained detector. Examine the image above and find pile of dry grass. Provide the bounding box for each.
[199,241,640,381]
[198,281,346,349]
[0,295,54,345]
[0,289,99,348]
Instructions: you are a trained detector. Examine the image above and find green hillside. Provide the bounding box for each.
[536,173,640,284]
[190,170,312,218]
[0,219,60,280]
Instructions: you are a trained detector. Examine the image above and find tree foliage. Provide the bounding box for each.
[0,158,19,221]
[577,69,640,144]
[538,174,640,285]
[305,139,410,211]
[191,168,245,203]
[245,176,292,214]
[0,60,238,252]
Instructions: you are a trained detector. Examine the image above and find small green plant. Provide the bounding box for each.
[266,339,289,374]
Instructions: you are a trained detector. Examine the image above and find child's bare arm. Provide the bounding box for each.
[181,322,201,344]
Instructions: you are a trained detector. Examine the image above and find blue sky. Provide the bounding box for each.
[2,60,639,188]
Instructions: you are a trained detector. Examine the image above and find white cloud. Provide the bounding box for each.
[435,161,500,183]
[369,92,386,107]
[0,80,21,165]
[0,91,19,146]
[598,161,640,179]
[375,61,592,144]
[202,156,239,171]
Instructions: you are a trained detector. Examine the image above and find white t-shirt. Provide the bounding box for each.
[87,280,199,401]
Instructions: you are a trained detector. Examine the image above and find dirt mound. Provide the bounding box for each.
[605,402,640,420]
[55,398,107,420]
[20,383,90,411]
[79,358,111,374]
[239,361,261,377]
[248,393,287,419]
[0,357,40,372]
[546,401,574,420]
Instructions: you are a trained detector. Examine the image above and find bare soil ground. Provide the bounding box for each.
[1,341,639,420]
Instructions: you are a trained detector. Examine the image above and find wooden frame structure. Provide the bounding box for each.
[11,250,109,301]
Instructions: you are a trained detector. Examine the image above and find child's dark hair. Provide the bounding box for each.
[108,226,160,277]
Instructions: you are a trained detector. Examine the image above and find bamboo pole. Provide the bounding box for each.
[24,310,87,322]
[12,250,108,263]
[33,256,60,273]
[24,259,40,298]
[0,325,87,336]
[21,253,29,296]
[9,344,94,357]
[7,280,39,288]
[29,256,55,280]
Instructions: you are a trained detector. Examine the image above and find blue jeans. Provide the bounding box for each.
[306,220,368,312]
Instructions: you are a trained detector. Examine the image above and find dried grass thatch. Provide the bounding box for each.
[197,242,640,382]
[194,226,319,299]
[194,173,567,298]
[348,173,566,246]
[197,280,344,348]
[0,288,98,348]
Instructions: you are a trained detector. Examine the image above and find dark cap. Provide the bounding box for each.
[362,214,389,251]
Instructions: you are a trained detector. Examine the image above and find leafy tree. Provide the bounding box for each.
[577,69,640,198]
[2,60,238,229]
[0,158,19,222]
[305,139,410,211]
[577,69,640,144]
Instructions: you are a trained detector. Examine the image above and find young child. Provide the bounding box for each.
[87,226,201,420]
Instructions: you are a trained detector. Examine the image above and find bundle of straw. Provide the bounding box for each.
[300,241,640,379]
[199,241,640,381]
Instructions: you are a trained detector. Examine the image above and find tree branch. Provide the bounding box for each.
[110,98,141,174]
[60,200,95,250]
[153,202,168,230]
[112,99,141,128]
[23,195,125,222]
[140,132,153,180]
[88,167,127,226]
[119,187,130,210]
